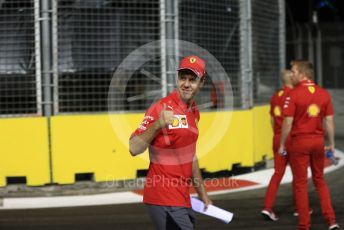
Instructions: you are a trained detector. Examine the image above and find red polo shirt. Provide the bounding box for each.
[131,90,200,207]
[270,86,292,135]
[283,80,334,137]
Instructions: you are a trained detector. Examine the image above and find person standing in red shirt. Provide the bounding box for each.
[279,60,339,230]
[129,56,212,230]
[261,70,294,221]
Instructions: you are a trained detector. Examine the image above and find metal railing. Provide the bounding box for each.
[0,0,284,116]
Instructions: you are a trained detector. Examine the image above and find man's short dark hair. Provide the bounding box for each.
[178,69,198,79]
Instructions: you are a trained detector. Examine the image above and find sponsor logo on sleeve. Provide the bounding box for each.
[138,116,155,130]
[278,90,284,97]
[274,106,282,117]
[284,97,291,108]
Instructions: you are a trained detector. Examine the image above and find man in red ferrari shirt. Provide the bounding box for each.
[279,60,339,230]
[261,70,294,221]
[129,56,212,230]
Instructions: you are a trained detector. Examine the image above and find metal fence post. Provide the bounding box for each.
[40,0,54,184]
[295,24,303,59]
[315,27,323,86]
[240,0,253,109]
[34,0,43,115]
[160,0,167,97]
[41,0,53,117]
[279,0,286,71]
[165,0,177,94]
[313,12,323,86]
[174,0,179,63]
[307,24,315,65]
[52,0,59,113]
[160,0,177,97]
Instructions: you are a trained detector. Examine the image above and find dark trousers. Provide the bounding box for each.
[146,204,195,230]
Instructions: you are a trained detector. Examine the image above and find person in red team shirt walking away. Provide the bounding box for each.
[279,60,340,230]
[261,70,294,221]
[129,56,212,230]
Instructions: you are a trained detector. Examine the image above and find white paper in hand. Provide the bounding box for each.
[191,197,234,224]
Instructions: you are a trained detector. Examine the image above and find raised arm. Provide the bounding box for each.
[129,104,174,156]
[129,120,161,156]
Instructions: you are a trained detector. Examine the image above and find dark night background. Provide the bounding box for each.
[287,0,344,23]
[286,0,344,88]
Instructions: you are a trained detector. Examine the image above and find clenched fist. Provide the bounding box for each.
[158,103,174,128]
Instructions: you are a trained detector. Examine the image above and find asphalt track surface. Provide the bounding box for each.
[1,137,343,230]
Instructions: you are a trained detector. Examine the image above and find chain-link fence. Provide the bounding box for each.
[0,0,284,116]
[251,0,281,104]
[179,0,241,108]
[55,0,161,113]
[0,0,40,116]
